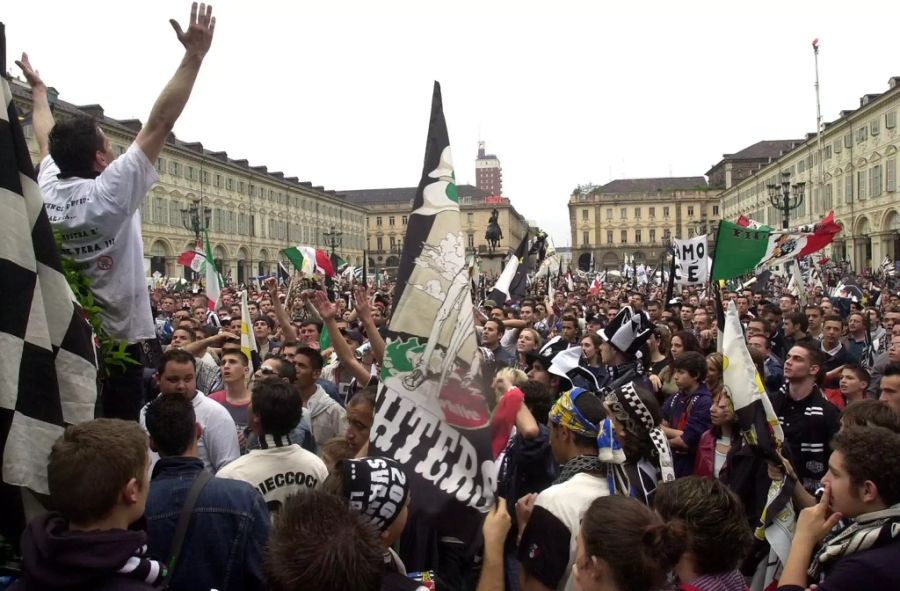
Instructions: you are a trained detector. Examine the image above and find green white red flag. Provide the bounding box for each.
[712,211,841,280]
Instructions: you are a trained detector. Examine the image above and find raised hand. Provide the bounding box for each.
[170,2,216,59]
[15,53,45,89]
[353,286,372,322]
[311,290,338,322]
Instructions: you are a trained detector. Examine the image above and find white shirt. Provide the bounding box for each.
[500,327,519,357]
[217,443,327,514]
[39,143,158,343]
[142,391,241,474]
[524,472,610,591]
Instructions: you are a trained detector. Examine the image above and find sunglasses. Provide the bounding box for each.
[256,366,278,376]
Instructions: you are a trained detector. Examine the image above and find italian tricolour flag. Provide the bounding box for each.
[711,211,841,280]
[177,232,221,311]
[280,245,335,277]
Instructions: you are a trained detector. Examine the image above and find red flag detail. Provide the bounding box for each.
[315,249,335,277]
[797,211,840,257]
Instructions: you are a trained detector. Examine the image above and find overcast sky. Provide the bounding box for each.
[5,1,899,245]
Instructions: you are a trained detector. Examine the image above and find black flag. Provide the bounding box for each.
[372,83,493,552]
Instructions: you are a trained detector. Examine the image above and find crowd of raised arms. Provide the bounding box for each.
[5,3,900,591]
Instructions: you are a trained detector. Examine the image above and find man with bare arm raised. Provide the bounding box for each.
[16,3,216,420]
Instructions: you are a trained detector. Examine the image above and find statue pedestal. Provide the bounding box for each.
[478,250,507,276]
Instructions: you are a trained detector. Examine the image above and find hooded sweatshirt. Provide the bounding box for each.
[14,513,164,590]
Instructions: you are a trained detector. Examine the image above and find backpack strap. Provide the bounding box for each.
[162,470,212,587]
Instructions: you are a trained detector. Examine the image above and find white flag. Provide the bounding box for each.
[673,235,709,285]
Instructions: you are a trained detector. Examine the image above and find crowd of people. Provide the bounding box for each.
[6,3,900,591]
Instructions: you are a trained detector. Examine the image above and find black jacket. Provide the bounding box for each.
[770,385,841,493]
[13,513,159,590]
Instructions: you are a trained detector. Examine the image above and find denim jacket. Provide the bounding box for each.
[145,456,269,591]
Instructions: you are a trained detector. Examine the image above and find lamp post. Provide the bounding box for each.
[181,201,212,244]
[180,201,212,280]
[658,230,672,282]
[323,225,343,258]
[767,171,805,230]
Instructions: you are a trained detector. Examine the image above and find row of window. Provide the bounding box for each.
[150,156,363,226]
[579,205,719,221]
[821,112,898,159]
[726,156,898,219]
[142,196,364,249]
[375,215,409,227]
[374,212,505,227]
[838,160,896,201]
[582,228,672,246]
[739,159,897,226]
[371,236,403,252]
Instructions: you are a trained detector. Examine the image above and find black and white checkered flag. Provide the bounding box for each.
[1,77,97,496]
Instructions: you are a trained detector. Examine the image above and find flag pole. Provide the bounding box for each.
[813,39,825,191]
[0,23,7,79]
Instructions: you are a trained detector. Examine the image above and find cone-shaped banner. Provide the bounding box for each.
[722,300,794,541]
[203,230,221,311]
[508,231,530,302]
[240,290,258,380]
[373,82,493,545]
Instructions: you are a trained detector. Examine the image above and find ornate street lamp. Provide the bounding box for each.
[181,201,212,244]
[323,225,343,257]
[767,171,805,230]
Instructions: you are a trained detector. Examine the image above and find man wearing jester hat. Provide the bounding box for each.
[596,305,654,389]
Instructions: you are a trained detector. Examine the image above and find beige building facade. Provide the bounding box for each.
[341,186,530,275]
[569,178,721,271]
[12,80,367,284]
[720,76,900,271]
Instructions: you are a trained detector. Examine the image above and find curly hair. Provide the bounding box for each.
[654,476,753,575]
[831,426,900,505]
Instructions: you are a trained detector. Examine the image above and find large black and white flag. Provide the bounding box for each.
[486,232,528,304]
[0,78,97,506]
[372,83,494,547]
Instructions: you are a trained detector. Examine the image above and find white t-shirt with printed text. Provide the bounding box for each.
[39,143,158,343]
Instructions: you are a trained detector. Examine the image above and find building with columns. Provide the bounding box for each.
[568,178,721,272]
[341,185,530,275]
[11,80,367,284]
[719,76,900,271]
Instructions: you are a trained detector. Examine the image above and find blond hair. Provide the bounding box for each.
[495,367,528,387]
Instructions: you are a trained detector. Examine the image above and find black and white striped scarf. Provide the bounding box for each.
[117,543,167,587]
[257,432,293,449]
[809,504,900,580]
